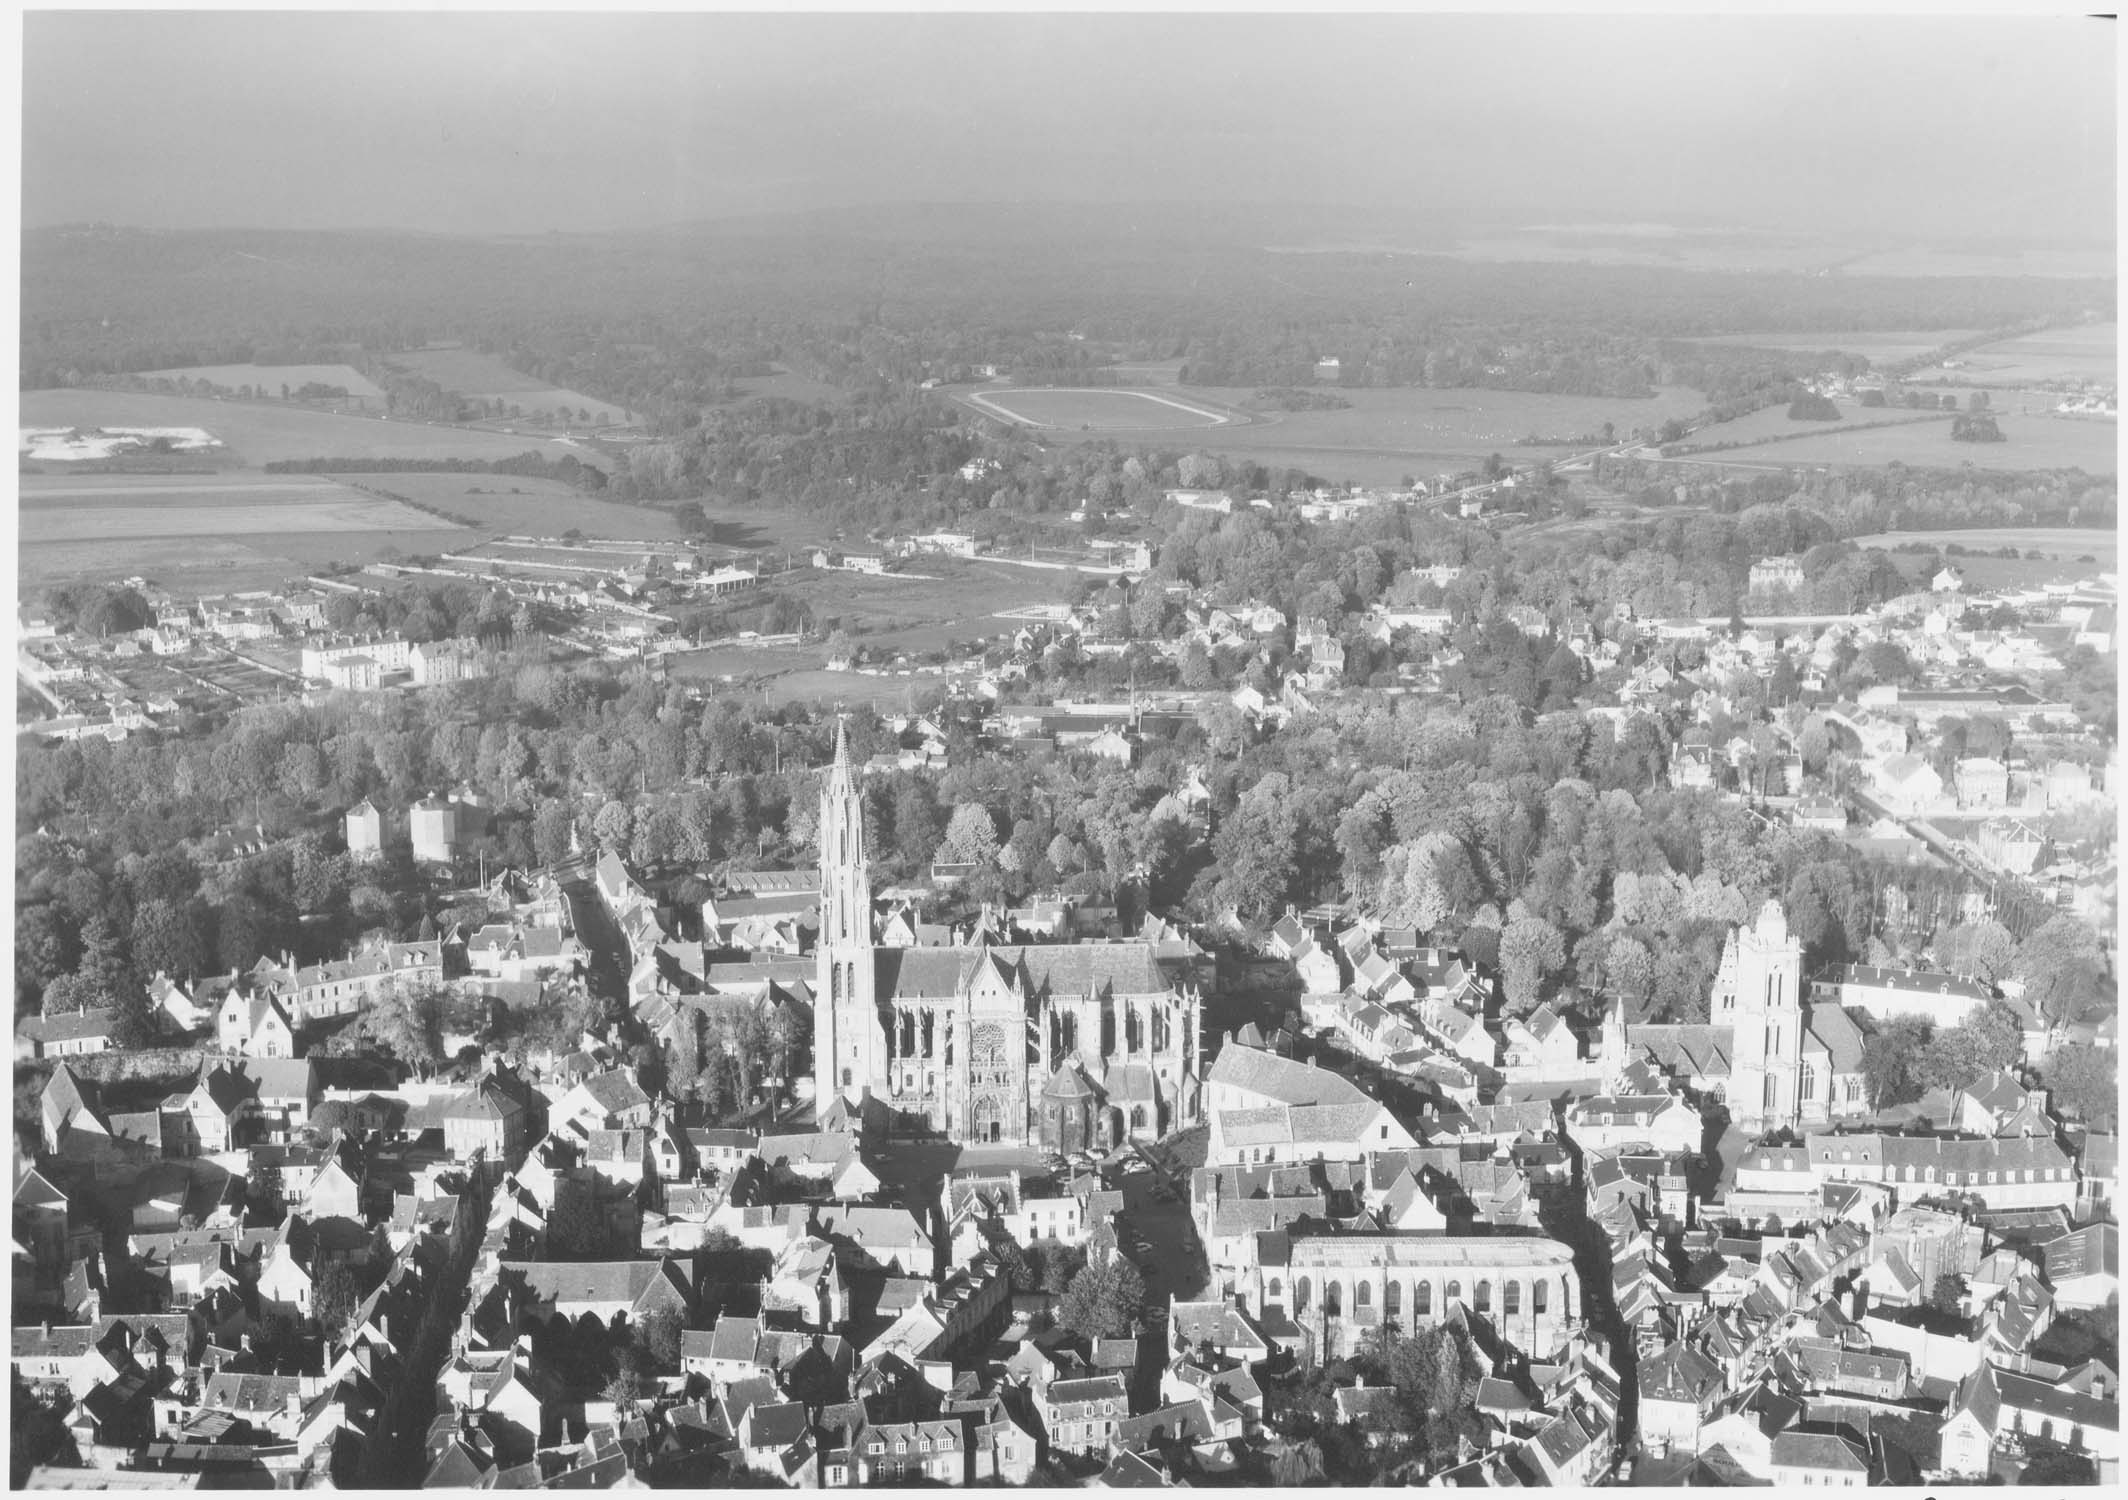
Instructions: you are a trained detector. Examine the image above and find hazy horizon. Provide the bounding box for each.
[23,13,2119,247]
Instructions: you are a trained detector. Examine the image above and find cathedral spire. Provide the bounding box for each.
[827,714,854,796]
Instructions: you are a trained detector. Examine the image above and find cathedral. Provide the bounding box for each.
[811,723,1204,1150]
[1603,900,1869,1131]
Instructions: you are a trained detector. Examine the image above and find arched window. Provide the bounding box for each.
[1385,1281,1402,1319]
[1416,1282,1432,1317]
[1324,1281,1342,1319]
[1474,1280,1492,1313]
[1446,1280,1462,1304]
[1504,1281,1520,1316]
[1268,1277,1283,1302]
[1295,1277,1311,1316]
[1532,1279,1548,1314]
[1130,1105,1147,1130]
[1356,1281,1373,1309]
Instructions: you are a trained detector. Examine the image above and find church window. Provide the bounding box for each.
[842,1069,853,1087]
[1385,1281,1402,1319]
[1504,1281,1520,1315]
[1356,1281,1372,1309]
[1474,1280,1491,1313]
[1764,1075,1777,1111]
[1269,1277,1283,1302]
[1446,1280,1461,1303]
[1801,1068,1816,1102]
[1416,1282,1432,1316]
[1532,1280,1547,1314]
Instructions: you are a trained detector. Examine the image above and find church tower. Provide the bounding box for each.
[814,719,881,1115]
[1727,900,1803,1131]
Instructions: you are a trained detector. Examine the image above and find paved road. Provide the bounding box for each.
[556,872,631,1002]
[1117,1165,1208,1307]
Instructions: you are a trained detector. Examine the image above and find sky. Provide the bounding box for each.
[21,13,2118,245]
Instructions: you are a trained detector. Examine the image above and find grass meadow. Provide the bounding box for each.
[354,473,683,539]
[962,387,1240,430]
[1679,410,2115,474]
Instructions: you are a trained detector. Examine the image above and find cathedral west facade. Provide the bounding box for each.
[811,725,1203,1150]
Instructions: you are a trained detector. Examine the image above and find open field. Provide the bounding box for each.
[1677,330,1980,362]
[386,347,638,426]
[1837,247,2117,280]
[345,473,682,539]
[385,347,553,393]
[779,558,1076,652]
[1850,527,2117,558]
[663,642,823,686]
[1676,410,2115,474]
[725,367,848,405]
[961,386,1242,431]
[1105,359,1188,387]
[137,362,385,400]
[765,668,970,709]
[23,500,457,545]
[1077,383,1707,486]
[1907,324,2117,387]
[18,472,477,592]
[1675,404,1963,449]
[1904,553,2113,593]
[20,389,590,466]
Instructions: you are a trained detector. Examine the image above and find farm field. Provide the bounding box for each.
[1677,330,1979,362]
[386,347,638,426]
[136,362,385,400]
[19,472,474,592]
[1676,403,1975,449]
[1138,383,1708,485]
[1678,411,2116,474]
[961,387,1241,431]
[22,497,456,544]
[345,473,682,539]
[1906,324,2117,387]
[19,389,589,467]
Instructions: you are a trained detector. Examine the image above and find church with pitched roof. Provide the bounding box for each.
[1603,901,1870,1131]
[811,722,1204,1149]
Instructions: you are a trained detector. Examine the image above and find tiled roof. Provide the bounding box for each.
[1640,1343,1724,1404]
[1205,1046,1370,1109]
[1820,964,1992,1001]
[877,943,1168,1000]
[16,1008,120,1045]
[2042,1221,2119,1283]
[1771,1429,1868,1472]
